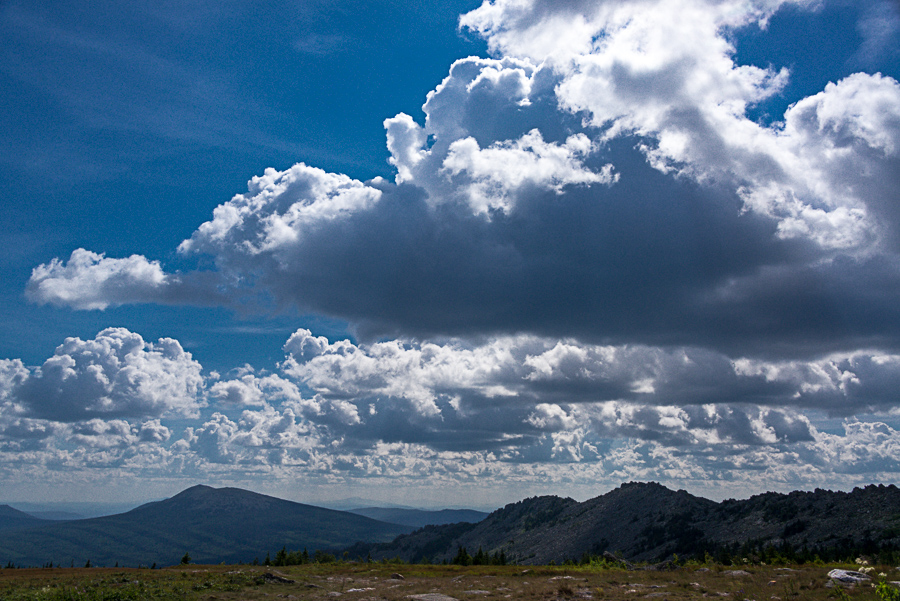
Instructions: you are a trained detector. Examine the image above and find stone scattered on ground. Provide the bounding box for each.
[392,573,406,580]
[827,569,871,583]
[723,570,751,576]
[264,572,296,584]
[407,594,461,601]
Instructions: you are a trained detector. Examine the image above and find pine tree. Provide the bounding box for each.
[452,546,472,566]
[181,552,191,565]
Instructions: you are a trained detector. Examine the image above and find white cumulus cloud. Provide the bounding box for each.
[7,327,205,422]
[26,249,170,310]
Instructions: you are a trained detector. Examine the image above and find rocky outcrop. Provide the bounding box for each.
[351,482,900,565]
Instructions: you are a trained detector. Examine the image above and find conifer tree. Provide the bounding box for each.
[452,546,472,566]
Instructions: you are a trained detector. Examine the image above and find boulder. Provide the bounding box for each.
[827,569,871,583]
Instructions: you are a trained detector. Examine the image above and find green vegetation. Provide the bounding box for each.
[0,567,263,601]
[1,561,895,601]
[449,546,506,565]
[879,577,900,601]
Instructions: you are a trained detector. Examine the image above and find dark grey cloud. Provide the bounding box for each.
[193,152,890,358]
[26,40,900,360]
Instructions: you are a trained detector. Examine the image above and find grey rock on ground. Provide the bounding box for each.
[827,569,872,583]
[407,595,460,601]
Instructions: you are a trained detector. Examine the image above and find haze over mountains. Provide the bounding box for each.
[1,482,898,568]
[348,507,489,529]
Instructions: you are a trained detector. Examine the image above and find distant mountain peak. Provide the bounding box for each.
[173,484,216,496]
[0,485,411,567]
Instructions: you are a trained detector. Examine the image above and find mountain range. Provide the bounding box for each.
[2,482,899,567]
[0,485,411,567]
[354,481,900,564]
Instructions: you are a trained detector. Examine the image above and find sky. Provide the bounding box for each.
[1,0,900,510]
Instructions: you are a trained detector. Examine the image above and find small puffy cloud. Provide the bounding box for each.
[69,419,138,448]
[138,419,171,443]
[283,328,330,362]
[26,249,170,310]
[8,327,205,422]
[772,73,900,247]
[209,373,301,407]
[184,406,319,466]
[583,402,816,446]
[25,248,225,311]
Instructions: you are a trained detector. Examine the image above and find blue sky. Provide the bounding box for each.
[1,0,900,508]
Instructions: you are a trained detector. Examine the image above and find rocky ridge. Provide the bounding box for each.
[353,482,900,564]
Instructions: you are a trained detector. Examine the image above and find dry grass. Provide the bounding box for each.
[0,562,890,601]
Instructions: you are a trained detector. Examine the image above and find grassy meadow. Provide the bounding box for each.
[0,561,896,601]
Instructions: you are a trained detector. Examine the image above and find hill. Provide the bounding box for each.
[351,482,900,564]
[0,485,412,568]
[348,507,488,528]
[0,505,52,532]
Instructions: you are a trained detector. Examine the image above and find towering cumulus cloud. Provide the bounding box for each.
[15,0,900,497]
